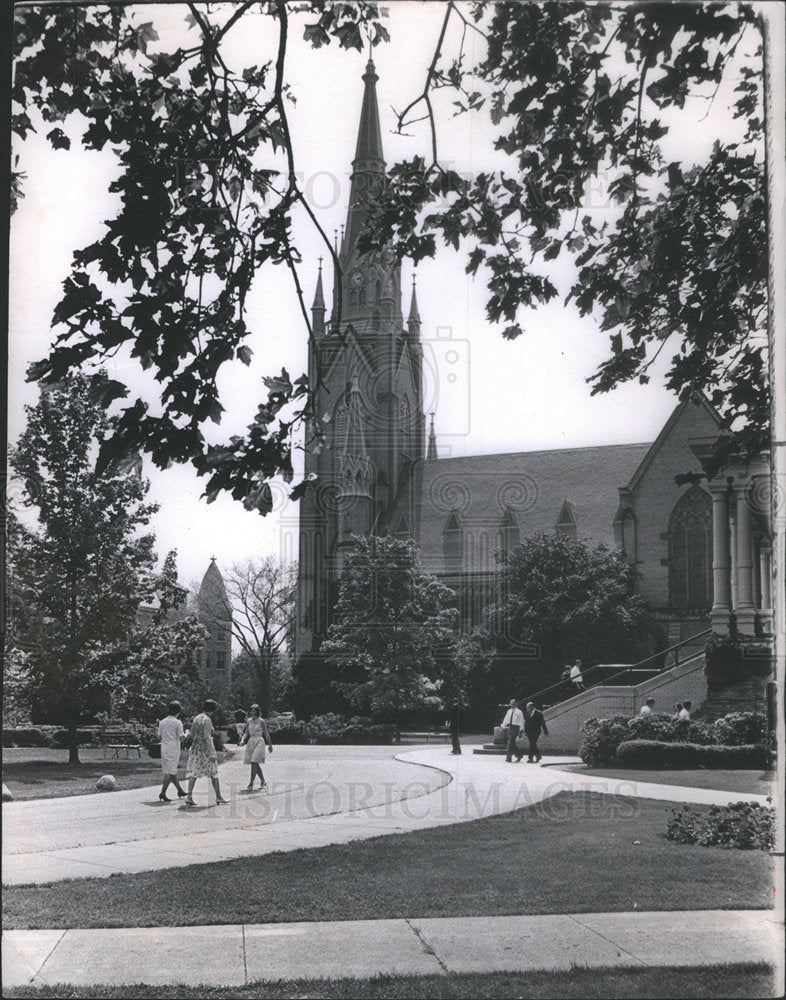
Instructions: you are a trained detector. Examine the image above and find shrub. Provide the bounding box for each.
[341,717,396,745]
[627,713,687,743]
[616,740,768,769]
[713,712,767,747]
[268,720,311,744]
[2,728,51,748]
[307,712,347,744]
[50,728,99,748]
[578,716,630,766]
[666,801,775,850]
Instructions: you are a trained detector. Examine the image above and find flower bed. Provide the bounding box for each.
[666,801,775,850]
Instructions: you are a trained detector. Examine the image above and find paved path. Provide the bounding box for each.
[2,747,774,886]
[3,910,781,990]
[2,746,783,992]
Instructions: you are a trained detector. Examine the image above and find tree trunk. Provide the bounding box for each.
[67,720,81,765]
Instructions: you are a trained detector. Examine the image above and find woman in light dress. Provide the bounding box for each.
[184,699,227,806]
[158,701,187,801]
[241,703,274,790]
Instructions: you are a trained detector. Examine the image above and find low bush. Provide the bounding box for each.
[616,740,769,770]
[713,712,767,746]
[578,716,630,766]
[268,720,311,744]
[666,801,775,850]
[50,728,99,748]
[341,717,397,745]
[580,711,768,766]
[2,728,52,748]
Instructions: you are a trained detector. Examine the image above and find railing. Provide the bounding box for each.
[511,629,712,710]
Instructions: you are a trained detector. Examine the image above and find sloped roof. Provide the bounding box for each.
[198,559,230,618]
[395,442,651,574]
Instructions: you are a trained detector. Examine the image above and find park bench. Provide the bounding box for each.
[100,728,142,760]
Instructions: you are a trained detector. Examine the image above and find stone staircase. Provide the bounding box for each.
[474,650,710,756]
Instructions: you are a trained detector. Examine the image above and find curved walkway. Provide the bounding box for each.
[2,746,783,992]
[2,747,773,886]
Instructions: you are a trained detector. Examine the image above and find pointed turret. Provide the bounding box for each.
[198,557,230,619]
[407,274,421,339]
[427,412,438,461]
[311,258,326,337]
[196,558,232,688]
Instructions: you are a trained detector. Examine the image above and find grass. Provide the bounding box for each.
[1,964,777,999]
[1,748,173,800]
[559,765,776,796]
[3,792,773,929]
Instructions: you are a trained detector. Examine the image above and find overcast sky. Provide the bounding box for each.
[8,1,766,588]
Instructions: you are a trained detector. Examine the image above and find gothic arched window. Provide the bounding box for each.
[498,507,520,556]
[668,486,712,608]
[443,510,463,571]
[333,402,347,453]
[400,397,411,456]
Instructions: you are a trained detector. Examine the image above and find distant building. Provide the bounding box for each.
[137,558,232,694]
[195,557,233,692]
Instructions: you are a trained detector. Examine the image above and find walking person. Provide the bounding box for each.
[158,701,187,801]
[184,699,227,806]
[241,704,274,790]
[449,697,462,755]
[501,699,524,763]
[570,660,585,692]
[522,702,549,763]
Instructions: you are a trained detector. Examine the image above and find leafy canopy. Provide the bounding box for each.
[7,374,204,754]
[322,535,457,720]
[12,1,768,506]
[484,533,657,680]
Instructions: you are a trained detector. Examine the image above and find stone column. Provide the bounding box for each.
[759,543,773,633]
[710,485,732,634]
[735,483,756,632]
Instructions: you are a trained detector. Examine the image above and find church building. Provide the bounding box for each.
[294,59,775,708]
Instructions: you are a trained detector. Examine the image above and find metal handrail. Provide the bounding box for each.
[511,628,713,709]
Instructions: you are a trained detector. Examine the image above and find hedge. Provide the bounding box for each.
[615,740,769,769]
[2,728,53,748]
[579,711,768,767]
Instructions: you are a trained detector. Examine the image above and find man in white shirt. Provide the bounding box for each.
[501,699,524,763]
[570,660,585,692]
[639,698,656,716]
[678,700,692,721]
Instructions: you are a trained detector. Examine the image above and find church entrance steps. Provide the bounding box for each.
[480,653,709,756]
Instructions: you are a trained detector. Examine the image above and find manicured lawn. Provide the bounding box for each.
[1,749,171,800]
[2,964,776,999]
[3,792,773,929]
[559,765,776,796]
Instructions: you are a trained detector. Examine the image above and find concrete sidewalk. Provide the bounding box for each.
[3,909,782,990]
[2,748,774,886]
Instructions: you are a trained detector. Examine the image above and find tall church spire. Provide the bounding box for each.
[334,57,403,331]
[353,58,384,170]
[343,58,385,260]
